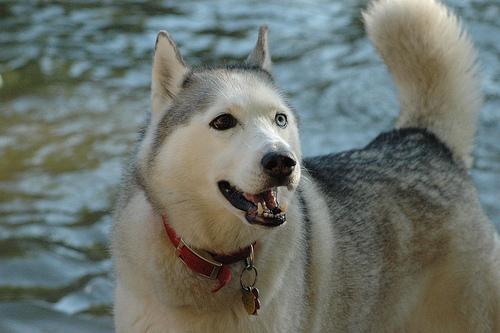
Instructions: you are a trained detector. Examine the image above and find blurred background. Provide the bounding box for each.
[0,0,498,331]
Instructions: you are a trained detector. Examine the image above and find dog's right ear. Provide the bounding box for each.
[151,31,188,119]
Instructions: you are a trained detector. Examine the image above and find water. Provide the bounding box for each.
[1,1,498,331]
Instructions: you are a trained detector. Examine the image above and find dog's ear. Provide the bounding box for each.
[246,26,272,72]
[151,31,188,118]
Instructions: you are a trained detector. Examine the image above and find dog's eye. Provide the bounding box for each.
[275,113,288,128]
[210,113,238,130]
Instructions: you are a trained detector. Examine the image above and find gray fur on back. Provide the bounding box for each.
[305,127,466,270]
[301,128,476,330]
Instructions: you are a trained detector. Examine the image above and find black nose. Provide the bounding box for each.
[261,152,296,180]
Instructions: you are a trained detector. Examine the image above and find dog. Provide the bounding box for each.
[111,0,500,331]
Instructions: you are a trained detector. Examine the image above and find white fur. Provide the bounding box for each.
[363,0,482,167]
[113,187,307,332]
[137,31,188,172]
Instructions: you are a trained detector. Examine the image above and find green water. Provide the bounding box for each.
[1,1,499,331]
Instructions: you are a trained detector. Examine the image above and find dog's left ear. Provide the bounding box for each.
[151,31,188,119]
[246,26,272,72]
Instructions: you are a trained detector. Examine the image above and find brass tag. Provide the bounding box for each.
[241,287,260,315]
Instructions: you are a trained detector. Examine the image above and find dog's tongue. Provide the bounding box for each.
[262,190,277,209]
[244,189,278,210]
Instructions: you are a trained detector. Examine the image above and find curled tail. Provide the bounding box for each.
[363,0,482,167]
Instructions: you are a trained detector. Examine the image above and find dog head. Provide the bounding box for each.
[137,27,301,251]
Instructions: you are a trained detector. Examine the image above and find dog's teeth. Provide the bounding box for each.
[257,203,263,215]
[263,213,269,217]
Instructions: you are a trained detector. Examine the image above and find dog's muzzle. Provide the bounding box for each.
[218,181,288,228]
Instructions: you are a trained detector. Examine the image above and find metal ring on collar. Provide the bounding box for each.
[240,265,258,289]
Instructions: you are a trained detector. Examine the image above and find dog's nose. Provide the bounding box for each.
[261,152,296,180]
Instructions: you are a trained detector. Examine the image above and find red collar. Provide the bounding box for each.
[161,215,254,292]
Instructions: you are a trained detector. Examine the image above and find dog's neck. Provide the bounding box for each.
[133,177,265,253]
[161,214,257,292]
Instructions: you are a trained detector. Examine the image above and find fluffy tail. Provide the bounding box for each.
[363,0,482,167]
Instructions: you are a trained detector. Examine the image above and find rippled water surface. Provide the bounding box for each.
[1,1,498,331]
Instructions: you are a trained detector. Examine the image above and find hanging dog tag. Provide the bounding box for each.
[239,245,260,316]
[241,287,260,315]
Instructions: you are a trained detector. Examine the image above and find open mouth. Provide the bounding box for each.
[218,181,287,227]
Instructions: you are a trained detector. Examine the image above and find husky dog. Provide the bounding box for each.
[111,0,500,331]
